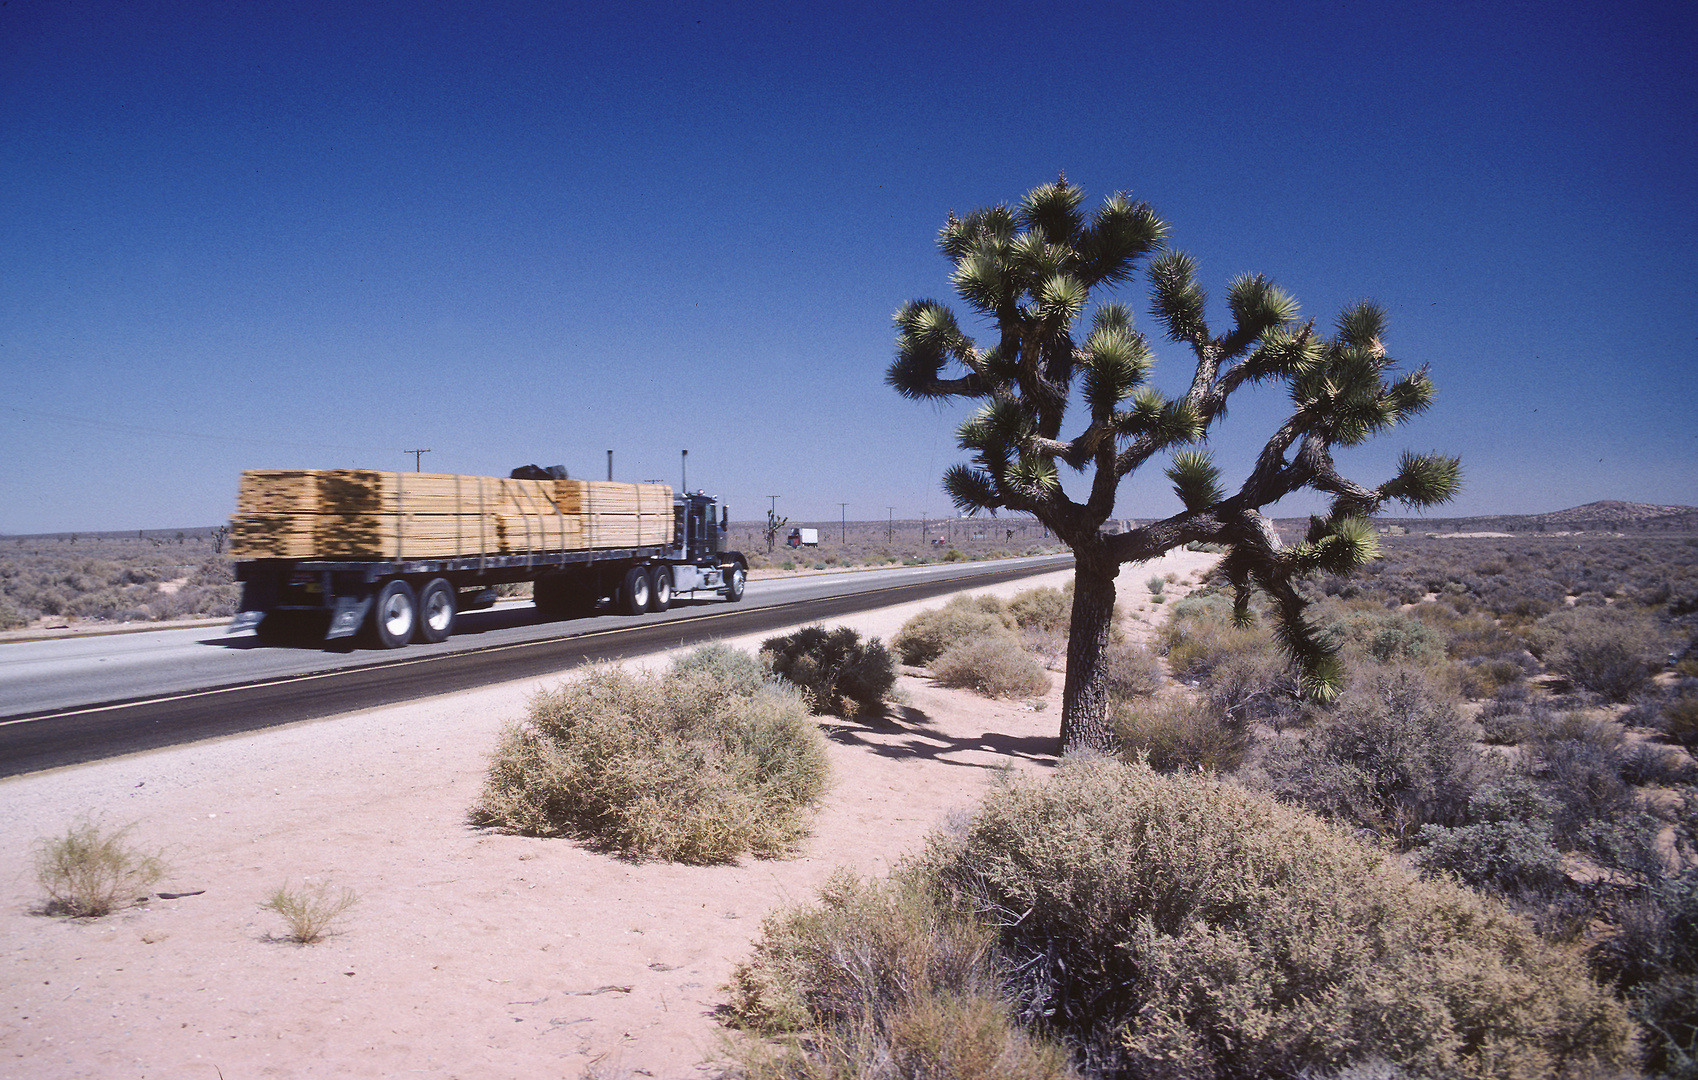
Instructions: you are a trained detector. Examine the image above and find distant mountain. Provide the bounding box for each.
[1369,500,1698,535]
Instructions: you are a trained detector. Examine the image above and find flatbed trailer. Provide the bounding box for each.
[230,489,747,648]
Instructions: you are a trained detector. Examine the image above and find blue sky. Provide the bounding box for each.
[2,0,1693,534]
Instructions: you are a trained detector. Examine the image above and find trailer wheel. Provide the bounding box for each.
[723,563,746,602]
[648,566,672,612]
[416,578,456,643]
[368,579,417,649]
[619,565,652,615]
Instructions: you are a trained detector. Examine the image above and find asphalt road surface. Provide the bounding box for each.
[0,555,1072,777]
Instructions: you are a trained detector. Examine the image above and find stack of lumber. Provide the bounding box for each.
[229,470,673,559]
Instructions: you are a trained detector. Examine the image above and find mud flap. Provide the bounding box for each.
[326,595,374,640]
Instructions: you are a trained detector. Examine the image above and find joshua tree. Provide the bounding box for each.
[888,175,1460,753]
[764,507,791,555]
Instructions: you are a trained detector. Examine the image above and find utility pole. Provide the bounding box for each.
[767,495,780,515]
[838,503,848,544]
[403,449,430,472]
[887,507,894,543]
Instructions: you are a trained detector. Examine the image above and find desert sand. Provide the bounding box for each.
[0,551,1211,1080]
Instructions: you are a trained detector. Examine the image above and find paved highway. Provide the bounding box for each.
[0,555,1072,776]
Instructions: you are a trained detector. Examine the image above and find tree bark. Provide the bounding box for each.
[1058,560,1119,755]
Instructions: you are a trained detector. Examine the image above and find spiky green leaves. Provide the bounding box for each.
[1082,306,1151,418]
[1018,175,1086,246]
[1290,515,1381,574]
[1166,450,1225,512]
[1335,301,1387,357]
[1226,274,1299,340]
[942,464,1001,516]
[1148,251,1208,345]
[1379,450,1462,508]
[888,300,976,400]
[1078,193,1167,287]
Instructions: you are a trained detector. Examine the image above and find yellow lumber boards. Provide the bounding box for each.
[228,470,672,559]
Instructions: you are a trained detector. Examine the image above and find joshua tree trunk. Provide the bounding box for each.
[1059,559,1119,755]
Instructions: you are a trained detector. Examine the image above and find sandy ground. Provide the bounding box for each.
[0,550,1213,1080]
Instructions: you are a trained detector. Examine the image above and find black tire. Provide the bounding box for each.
[368,579,417,649]
[416,578,456,643]
[648,566,672,612]
[722,562,746,602]
[619,565,652,615]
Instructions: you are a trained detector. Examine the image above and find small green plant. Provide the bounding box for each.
[261,880,358,944]
[33,817,164,917]
[1145,574,1164,596]
[763,625,898,717]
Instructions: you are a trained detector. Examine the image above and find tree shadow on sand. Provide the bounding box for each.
[818,702,1061,771]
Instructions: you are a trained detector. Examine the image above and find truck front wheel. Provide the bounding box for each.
[723,563,746,602]
[619,566,652,615]
[416,578,456,643]
[368,579,417,649]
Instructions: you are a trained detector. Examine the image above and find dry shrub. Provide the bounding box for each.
[725,869,1080,1080]
[261,880,358,944]
[1529,606,1670,702]
[1007,585,1070,632]
[1101,640,1163,698]
[928,759,1633,1080]
[931,637,1051,699]
[892,595,1018,665]
[1320,608,1447,665]
[1021,624,1068,671]
[1113,694,1250,773]
[1159,594,1267,680]
[1255,664,1487,840]
[763,625,898,717]
[473,647,830,863]
[33,817,164,917]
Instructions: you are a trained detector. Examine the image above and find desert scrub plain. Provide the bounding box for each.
[7,537,1698,1077]
[723,534,1698,1079]
[0,528,238,631]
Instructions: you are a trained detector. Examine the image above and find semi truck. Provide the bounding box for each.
[226,469,748,648]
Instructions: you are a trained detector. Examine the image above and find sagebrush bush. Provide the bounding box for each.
[1101,640,1163,698]
[1593,871,1698,1078]
[1256,664,1487,839]
[34,818,164,917]
[1320,607,1447,665]
[763,625,897,717]
[925,759,1632,1079]
[930,637,1051,699]
[474,649,831,862]
[1007,585,1070,632]
[1414,819,1566,901]
[892,595,1018,665]
[1529,605,1670,701]
[725,870,1079,1079]
[1113,693,1250,773]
